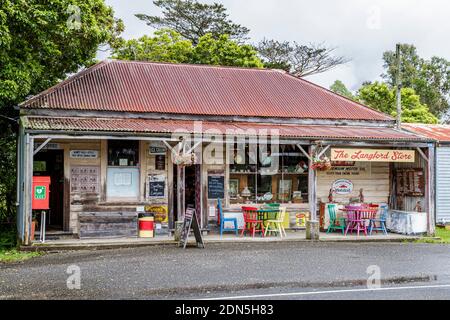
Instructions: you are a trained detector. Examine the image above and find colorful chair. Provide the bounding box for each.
[218,199,238,236]
[368,203,389,235]
[241,206,265,238]
[326,204,346,234]
[264,207,287,238]
[344,205,367,236]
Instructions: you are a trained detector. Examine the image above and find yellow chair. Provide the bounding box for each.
[264,207,287,238]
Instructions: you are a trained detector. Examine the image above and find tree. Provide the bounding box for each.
[382,44,450,118]
[0,0,123,223]
[136,0,250,45]
[112,29,263,68]
[357,82,438,124]
[257,39,349,77]
[330,80,355,100]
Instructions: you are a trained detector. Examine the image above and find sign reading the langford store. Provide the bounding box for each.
[331,148,415,163]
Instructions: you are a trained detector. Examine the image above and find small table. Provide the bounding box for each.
[342,207,378,236]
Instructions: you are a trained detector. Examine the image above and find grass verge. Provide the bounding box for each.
[416,227,450,244]
[0,248,41,263]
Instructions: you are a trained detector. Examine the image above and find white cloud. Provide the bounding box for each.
[104,0,450,90]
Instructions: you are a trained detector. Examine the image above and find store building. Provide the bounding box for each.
[403,124,450,225]
[16,60,436,245]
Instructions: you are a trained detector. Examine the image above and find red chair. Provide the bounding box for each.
[241,207,265,238]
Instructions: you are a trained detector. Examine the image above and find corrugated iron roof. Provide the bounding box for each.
[23,116,426,141]
[403,124,450,142]
[20,60,392,121]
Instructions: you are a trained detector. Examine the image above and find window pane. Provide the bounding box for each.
[108,140,139,167]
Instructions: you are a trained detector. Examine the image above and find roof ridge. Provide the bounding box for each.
[19,60,112,107]
[281,72,392,120]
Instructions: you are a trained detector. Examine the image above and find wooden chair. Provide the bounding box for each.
[264,207,287,238]
[241,206,265,238]
[218,199,238,236]
[326,204,346,234]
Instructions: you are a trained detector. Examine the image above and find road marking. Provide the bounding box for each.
[201,284,450,300]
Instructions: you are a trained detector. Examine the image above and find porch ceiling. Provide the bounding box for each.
[22,116,429,142]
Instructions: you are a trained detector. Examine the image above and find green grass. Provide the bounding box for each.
[0,249,41,263]
[416,227,450,244]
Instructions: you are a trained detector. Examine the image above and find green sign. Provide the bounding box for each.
[34,186,46,200]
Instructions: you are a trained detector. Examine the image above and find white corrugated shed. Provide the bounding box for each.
[436,147,450,223]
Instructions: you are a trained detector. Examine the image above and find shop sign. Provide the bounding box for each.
[331,148,415,163]
[34,142,61,150]
[145,205,168,223]
[149,142,167,155]
[148,175,166,198]
[332,179,354,195]
[70,150,99,159]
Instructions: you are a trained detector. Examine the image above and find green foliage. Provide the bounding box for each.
[112,30,263,68]
[357,82,438,124]
[136,0,250,45]
[383,44,450,118]
[0,0,122,223]
[0,249,41,263]
[257,39,349,77]
[330,80,355,100]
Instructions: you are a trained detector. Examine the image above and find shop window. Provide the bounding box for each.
[108,140,139,167]
[229,144,309,204]
[106,140,140,200]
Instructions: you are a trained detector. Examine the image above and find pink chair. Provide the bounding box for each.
[344,205,367,236]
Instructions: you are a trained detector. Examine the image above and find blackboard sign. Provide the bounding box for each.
[179,208,205,249]
[148,175,165,198]
[208,175,225,199]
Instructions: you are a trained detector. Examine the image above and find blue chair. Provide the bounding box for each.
[369,203,388,235]
[218,199,239,236]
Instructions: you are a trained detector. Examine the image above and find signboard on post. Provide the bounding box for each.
[148,175,166,198]
[331,148,415,163]
[179,208,205,249]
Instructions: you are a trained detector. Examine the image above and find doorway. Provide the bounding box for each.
[33,150,65,230]
[172,164,201,225]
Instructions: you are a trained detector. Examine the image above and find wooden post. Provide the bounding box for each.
[308,145,317,221]
[426,145,436,236]
[23,134,34,246]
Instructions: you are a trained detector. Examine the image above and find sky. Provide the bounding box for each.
[103,0,450,92]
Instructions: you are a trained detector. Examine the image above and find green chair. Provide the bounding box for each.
[326,204,346,234]
[264,207,287,238]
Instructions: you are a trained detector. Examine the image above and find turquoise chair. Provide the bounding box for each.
[218,199,239,236]
[326,204,346,234]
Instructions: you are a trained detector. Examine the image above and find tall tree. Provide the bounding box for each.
[330,80,355,100]
[257,39,349,77]
[357,82,438,124]
[0,0,123,223]
[112,29,263,68]
[382,44,450,118]
[136,0,250,45]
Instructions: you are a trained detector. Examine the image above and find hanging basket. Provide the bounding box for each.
[311,157,332,171]
[173,152,197,167]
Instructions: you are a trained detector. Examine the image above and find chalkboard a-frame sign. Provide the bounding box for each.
[179,208,205,249]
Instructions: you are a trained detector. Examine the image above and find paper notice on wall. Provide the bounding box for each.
[209,206,216,217]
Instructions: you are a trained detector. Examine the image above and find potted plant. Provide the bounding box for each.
[311,156,332,171]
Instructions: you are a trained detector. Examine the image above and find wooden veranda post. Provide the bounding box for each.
[426,145,436,236]
[308,145,318,221]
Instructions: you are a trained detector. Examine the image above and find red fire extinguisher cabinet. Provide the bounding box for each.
[32,176,51,210]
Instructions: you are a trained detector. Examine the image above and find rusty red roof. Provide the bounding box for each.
[20,60,392,121]
[403,124,450,142]
[23,117,425,141]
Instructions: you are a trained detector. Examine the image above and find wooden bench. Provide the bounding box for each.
[78,212,138,239]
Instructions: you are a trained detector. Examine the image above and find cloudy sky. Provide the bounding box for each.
[104,0,450,91]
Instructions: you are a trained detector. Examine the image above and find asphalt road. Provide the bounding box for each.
[1,242,450,300]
